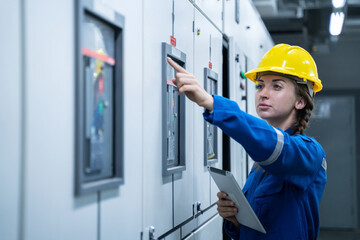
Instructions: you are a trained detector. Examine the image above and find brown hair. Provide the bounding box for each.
[291,83,314,135]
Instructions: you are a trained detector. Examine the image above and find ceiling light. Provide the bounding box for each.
[329,12,345,36]
[332,0,346,8]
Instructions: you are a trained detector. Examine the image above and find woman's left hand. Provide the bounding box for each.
[216,191,240,228]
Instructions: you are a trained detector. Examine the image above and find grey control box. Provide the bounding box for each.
[204,68,218,166]
[162,42,186,176]
[75,0,124,195]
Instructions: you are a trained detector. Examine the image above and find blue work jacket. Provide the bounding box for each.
[203,95,327,240]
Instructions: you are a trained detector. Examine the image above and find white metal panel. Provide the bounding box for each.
[163,229,181,240]
[143,0,191,236]
[0,1,21,239]
[193,9,222,221]
[245,57,257,174]
[196,206,218,229]
[224,0,273,179]
[98,0,143,239]
[194,0,223,30]
[245,57,259,119]
[229,41,247,188]
[193,9,213,213]
[239,0,273,62]
[173,0,196,229]
[223,0,237,36]
[236,49,248,187]
[181,218,196,238]
[209,27,223,205]
[183,233,195,240]
[24,1,97,239]
[224,0,273,64]
[194,215,222,239]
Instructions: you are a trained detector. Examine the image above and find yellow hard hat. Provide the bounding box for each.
[245,44,322,94]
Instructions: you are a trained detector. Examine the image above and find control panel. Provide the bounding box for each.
[75,0,124,195]
[162,42,186,175]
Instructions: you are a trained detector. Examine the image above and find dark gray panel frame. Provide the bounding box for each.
[204,68,218,166]
[235,0,240,24]
[162,42,186,176]
[75,0,125,195]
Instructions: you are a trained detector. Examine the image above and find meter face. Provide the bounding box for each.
[83,55,113,177]
[206,77,216,160]
[82,14,115,180]
[204,68,218,166]
[166,60,180,167]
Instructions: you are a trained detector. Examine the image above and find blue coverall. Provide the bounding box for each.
[203,95,327,240]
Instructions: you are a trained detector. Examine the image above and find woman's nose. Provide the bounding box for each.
[259,86,270,99]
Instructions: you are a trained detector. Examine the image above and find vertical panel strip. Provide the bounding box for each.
[172,174,175,228]
[19,0,26,239]
[141,0,145,233]
[98,192,101,240]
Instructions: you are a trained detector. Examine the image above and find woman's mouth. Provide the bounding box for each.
[258,103,271,110]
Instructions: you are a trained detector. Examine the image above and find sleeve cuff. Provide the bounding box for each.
[203,95,215,123]
[224,220,241,239]
[203,108,214,123]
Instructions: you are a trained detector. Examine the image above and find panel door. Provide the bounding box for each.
[223,0,238,35]
[229,42,247,188]
[143,0,194,237]
[99,0,144,239]
[24,1,98,239]
[0,1,22,239]
[193,8,223,226]
[195,0,223,30]
[173,0,196,232]
[194,215,223,240]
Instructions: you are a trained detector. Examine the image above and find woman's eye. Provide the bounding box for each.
[274,84,282,90]
[256,85,264,90]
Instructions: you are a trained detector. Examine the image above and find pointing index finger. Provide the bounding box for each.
[167,57,188,73]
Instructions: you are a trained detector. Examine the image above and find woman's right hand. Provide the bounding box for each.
[166,57,214,111]
[216,191,240,228]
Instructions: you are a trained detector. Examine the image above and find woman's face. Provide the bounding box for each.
[255,74,305,128]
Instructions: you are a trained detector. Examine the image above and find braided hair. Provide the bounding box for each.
[291,83,314,136]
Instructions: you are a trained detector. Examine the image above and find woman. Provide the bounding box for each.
[167,44,327,240]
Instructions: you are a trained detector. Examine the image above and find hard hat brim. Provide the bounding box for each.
[244,67,323,93]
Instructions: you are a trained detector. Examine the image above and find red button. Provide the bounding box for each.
[170,36,176,47]
[99,77,104,92]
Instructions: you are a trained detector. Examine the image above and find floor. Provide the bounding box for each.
[318,229,360,240]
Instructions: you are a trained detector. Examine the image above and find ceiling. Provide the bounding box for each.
[253,0,360,51]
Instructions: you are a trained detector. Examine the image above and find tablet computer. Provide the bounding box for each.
[208,166,266,234]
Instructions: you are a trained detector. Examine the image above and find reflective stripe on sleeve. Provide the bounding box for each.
[321,158,327,171]
[259,128,284,166]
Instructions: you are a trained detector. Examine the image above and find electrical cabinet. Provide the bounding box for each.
[75,0,124,195]
[203,68,218,166]
[228,40,248,187]
[143,0,195,237]
[193,8,223,227]
[162,42,186,176]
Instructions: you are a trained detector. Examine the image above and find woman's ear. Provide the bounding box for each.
[295,96,307,110]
